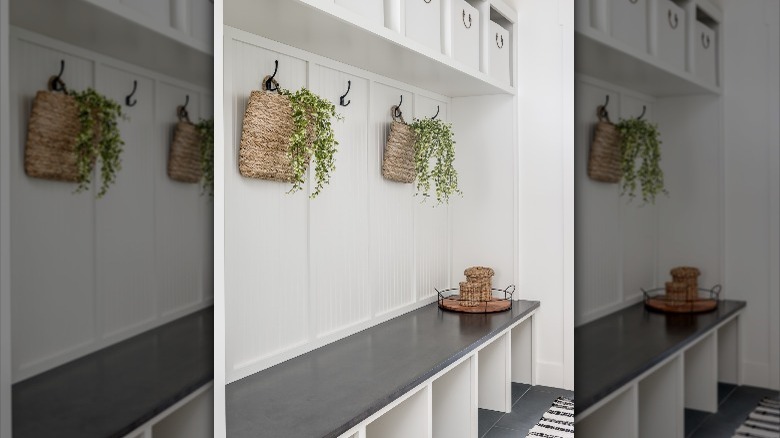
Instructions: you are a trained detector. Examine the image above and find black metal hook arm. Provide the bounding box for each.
[340,80,351,107]
[265,60,279,92]
[49,59,66,92]
[431,105,440,120]
[393,95,403,118]
[125,80,138,107]
[637,105,646,120]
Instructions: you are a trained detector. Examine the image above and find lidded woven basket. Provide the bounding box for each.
[587,105,622,183]
[24,89,82,182]
[168,105,202,183]
[239,76,311,182]
[382,105,416,183]
[670,266,701,301]
[665,281,688,305]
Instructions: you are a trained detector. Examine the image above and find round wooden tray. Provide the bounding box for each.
[438,295,512,314]
[645,295,718,313]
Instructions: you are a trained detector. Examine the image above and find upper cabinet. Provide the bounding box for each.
[223,0,517,97]
[575,0,721,96]
[10,0,214,88]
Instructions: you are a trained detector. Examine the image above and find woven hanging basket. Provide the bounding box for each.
[24,90,82,182]
[382,106,416,183]
[168,106,202,183]
[239,77,311,182]
[587,105,623,183]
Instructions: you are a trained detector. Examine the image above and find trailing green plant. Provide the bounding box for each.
[280,87,341,198]
[409,118,461,204]
[70,88,124,198]
[196,118,214,196]
[616,117,667,204]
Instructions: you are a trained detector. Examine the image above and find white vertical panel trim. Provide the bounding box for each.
[0,0,10,433]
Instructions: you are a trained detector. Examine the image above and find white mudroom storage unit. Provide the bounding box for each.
[218,0,573,436]
[575,0,780,436]
[0,0,215,436]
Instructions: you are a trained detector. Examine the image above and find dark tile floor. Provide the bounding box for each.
[479,384,574,438]
[687,384,780,438]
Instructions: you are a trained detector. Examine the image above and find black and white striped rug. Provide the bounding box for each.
[525,396,574,438]
[733,397,780,438]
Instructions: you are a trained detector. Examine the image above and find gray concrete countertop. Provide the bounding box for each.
[13,307,214,438]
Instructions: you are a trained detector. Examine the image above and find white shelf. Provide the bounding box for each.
[575,27,719,97]
[224,0,514,97]
[10,0,213,88]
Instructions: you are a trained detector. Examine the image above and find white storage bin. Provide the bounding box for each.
[451,0,480,71]
[610,0,648,54]
[489,20,510,85]
[655,0,685,72]
[405,0,442,53]
[695,21,717,87]
[336,0,385,28]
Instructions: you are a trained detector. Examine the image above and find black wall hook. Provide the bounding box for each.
[637,105,647,120]
[49,59,66,92]
[339,80,351,107]
[393,95,403,118]
[178,94,190,121]
[431,105,440,120]
[265,60,279,92]
[125,80,138,107]
[598,95,610,119]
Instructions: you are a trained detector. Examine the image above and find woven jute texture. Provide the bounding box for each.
[459,282,482,307]
[24,90,81,182]
[587,105,623,183]
[168,117,202,183]
[665,281,688,304]
[382,106,416,183]
[671,266,700,301]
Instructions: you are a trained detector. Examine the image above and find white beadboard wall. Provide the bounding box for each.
[574,75,659,326]
[9,28,214,382]
[224,27,453,383]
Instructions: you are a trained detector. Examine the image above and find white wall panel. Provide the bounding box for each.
[618,94,657,304]
[450,95,515,291]
[369,83,416,315]
[224,39,310,372]
[574,80,622,324]
[96,65,157,339]
[574,76,658,325]
[655,95,722,290]
[9,30,212,382]
[309,65,371,336]
[223,29,454,382]
[10,39,97,379]
[155,83,207,317]
[413,96,450,302]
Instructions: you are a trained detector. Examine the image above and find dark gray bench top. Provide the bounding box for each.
[227,300,540,438]
[13,307,214,438]
[574,299,746,416]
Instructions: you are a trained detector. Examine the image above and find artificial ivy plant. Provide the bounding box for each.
[616,117,667,204]
[281,87,341,199]
[70,88,125,198]
[196,118,214,196]
[409,118,461,204]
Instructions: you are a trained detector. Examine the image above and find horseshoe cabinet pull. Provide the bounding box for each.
[629,0,639,4]
[423,0,431,3]
[496,33,504,49]
[462,9,472,28]
[702,33,711,49]
[668,9,678,29]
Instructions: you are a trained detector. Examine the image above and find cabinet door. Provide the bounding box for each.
[611,0,648,54]
[656,0,685,72]
[405,0,442,53]
[336,0,385,27]
[120,0,171,29]
[189,0,214,49]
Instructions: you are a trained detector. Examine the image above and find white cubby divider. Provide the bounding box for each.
[432,358,474,438]
[578,385,639,438]
[684,331,718,413]
[366,385,431,438]
[478,332,512,413]
[717,317,739,385]
[638,356,684,438]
